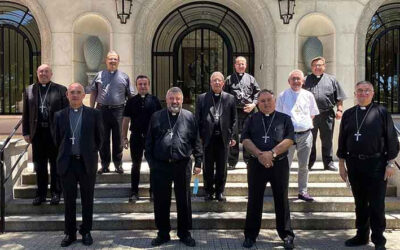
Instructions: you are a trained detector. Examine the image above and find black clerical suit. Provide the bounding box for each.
[22,82,68,199]
[123,94,161,195]
[54,106,103,236]
[195,91,236,196]
[145,108,203,240]
[241,111,295,241]
[337,103,399,246]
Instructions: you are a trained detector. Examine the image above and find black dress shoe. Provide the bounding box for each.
[151,236,170,246]
[61,234,76,247]
[227,164,236,170]
[180,236,196,247]
[129,193,139,202]
[216,193,227,202]
[204,194,214,201]
[81,232,93,246]
[32,196,46,206]
[115,165,124,174]
[324,162,338,171]
[345,235,369,246]
[283,235,294,249]
[242,238,255,248]
[97,167,110,174]
[375,245,386,250]
[50,193,61,205]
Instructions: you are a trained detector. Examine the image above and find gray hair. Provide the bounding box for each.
[106,50,120,60]
[166,87,183,98]
[288,69,304,80]
[210,71,224,81]
[355,80,373,88]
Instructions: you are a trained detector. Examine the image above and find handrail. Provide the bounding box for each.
[0,118,28,234]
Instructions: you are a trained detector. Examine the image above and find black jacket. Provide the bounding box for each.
[195,91,237,147]
[53,106,104,176]
[22,82,68,139]
[145,108,203,167]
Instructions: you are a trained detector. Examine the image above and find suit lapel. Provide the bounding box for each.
[219,91,226,116]
[32,84,38,121]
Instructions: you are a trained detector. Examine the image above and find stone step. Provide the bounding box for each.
[6,197,400,215]
[13,183,397,198]
[21,170,343,185]
[4,212,400,231]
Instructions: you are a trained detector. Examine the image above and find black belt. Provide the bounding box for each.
[97,103,124,109]
[71,154,82,160]
[348,153,382,160]
[295,129,311,135]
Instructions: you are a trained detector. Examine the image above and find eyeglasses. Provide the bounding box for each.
[355,89,373,94]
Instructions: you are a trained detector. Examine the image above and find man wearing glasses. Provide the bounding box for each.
[337,81,398,250]
[303,56,346,171]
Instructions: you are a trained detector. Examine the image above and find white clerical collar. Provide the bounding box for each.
[214,93,220,96]
[316,75,321,79]
[141,94,146,98]
[360,106,366,110]
[239,73,244,76]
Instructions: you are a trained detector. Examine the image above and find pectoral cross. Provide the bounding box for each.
[40,105,45,113]
[70,136,76,145]
[214,113,220,122]
[354,132,361,142]
[262,135,270,143]
[167,129,173,139]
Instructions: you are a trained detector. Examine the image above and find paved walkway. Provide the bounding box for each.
[1,229,400,249]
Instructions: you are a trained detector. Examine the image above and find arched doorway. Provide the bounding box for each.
[0,1,41,114]
[152,1,254,107]
[366,2,400,113]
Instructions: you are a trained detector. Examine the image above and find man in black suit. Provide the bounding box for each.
[54,83,103,247]
[195,71,237,202]
[22,64,69,205]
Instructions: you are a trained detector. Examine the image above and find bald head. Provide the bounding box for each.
[37,64,53,84]
[67,82,86,108]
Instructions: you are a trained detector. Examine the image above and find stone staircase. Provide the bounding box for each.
[4,161,400,231]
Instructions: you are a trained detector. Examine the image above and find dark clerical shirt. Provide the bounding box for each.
[337,103,399,160]
[123,94,162,137]
[303,73,347,112]
[225,72,260,107]
[69,106,83,155]
[37,83,51,125]
[212,93,222,135]
[241,111,294,156]
[145,108,203,167]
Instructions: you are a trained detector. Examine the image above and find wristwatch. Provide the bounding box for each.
[270,149,277,159]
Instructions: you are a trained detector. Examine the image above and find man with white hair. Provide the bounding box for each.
[145,87,203,247]
[196,72,237,202]
[276,70,319,202]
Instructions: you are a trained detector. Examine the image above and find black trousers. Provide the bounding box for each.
[31,127,61,197]
[309,110,335,168]
[62,157,96,236]
[98,106,124,168]
[346,157,387,246]
[203,134,228,195]
[244,157,294,241]
[151,159,192,239]
[228,108,252,166]
[129,134,151,195]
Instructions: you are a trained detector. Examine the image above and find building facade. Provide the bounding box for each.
[0,0,399,115]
